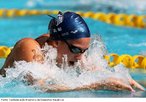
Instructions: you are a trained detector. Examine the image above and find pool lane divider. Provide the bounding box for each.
[0,9,146,28]
[0,46,11,58]
[104,54,146,69]
[0,46,146,69]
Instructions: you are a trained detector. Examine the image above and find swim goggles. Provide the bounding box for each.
[63,39,88,54]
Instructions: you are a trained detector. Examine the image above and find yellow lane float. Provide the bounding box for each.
[114,14,127,26]
[0,46,11,58]
[0,9,145,28]
[104,54,146,69]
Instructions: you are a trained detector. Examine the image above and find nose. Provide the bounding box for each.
[74,54,82,60]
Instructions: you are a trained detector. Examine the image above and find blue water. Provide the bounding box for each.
[0,0,146,98]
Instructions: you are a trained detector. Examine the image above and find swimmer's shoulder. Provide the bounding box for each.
[35,34,50,47]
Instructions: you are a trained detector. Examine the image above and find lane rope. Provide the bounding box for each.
[0,9,146,28]
[104,54,146,69]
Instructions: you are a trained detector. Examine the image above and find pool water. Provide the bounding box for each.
[0,0,146,98]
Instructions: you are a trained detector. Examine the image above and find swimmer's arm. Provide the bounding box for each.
[24,74,144,92]
[45,78,136,92]
[46,77,145,92]
[45,82,132,92]
[75,78,144,92]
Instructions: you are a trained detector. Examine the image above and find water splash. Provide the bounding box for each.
[0,35,131,92]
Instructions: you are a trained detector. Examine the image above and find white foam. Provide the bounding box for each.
[0,35,131,91]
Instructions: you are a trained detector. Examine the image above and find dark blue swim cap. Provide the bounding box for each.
[49,11,90,40]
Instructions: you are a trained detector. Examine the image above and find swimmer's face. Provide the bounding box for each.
[57,38,90,65]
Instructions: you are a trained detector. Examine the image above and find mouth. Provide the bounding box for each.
[69,61,75,65]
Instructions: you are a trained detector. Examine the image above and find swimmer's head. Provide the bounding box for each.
[48,11,91,66]
[48,11,90,40]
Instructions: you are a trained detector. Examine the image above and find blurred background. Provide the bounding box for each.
[0,0,146,14]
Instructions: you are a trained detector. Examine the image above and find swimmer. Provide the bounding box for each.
[0,11,145,92]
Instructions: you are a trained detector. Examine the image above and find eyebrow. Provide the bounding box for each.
[71,44,89,50]
[66,40,89,49]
